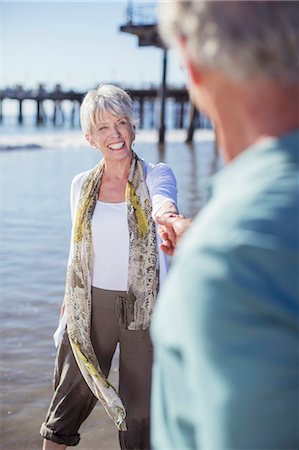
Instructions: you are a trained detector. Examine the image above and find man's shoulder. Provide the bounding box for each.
[202,146,299,246]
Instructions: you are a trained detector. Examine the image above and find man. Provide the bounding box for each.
[151,1,299,448]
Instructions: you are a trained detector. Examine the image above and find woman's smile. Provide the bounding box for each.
[108,141,125,151]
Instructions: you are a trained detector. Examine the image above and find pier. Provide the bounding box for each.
[118,1,205,143]
[0,84,82,127]
[0,84,207,141]
[120,2,169,143]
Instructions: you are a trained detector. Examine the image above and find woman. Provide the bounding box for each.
[40,84,178,449]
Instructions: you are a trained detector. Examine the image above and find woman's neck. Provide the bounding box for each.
[103,156,132,181]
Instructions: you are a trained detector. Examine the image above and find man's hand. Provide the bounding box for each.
[156,213,192,256]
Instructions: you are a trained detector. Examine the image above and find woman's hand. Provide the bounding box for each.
[156,213,192,256]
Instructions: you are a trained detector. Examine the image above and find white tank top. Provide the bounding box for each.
[91,201,129,291]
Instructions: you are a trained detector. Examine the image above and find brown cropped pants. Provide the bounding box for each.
[40,287,153,449]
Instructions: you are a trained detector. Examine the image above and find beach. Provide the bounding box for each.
[1,125,220,449]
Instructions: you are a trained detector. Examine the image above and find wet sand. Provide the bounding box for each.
[1,351,120,450]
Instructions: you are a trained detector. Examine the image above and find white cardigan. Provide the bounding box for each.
[54,159,177,346]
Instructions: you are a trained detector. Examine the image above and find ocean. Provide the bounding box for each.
[0,120,221,449]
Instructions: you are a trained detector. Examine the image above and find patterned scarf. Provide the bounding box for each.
[64,152,159,431]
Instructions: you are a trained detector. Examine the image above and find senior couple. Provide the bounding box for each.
[41,1,298,449]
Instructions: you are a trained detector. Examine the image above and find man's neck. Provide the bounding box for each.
[217,81,299,162]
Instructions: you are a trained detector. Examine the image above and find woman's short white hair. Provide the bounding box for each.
[80,84,137,135]
[159,0,299,84]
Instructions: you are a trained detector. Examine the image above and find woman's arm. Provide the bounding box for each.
[146,162,178,219]
[146,162,191,255]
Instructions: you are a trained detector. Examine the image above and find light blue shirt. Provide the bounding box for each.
[151,131,299,449]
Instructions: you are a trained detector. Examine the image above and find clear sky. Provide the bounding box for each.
[1,0,186,91]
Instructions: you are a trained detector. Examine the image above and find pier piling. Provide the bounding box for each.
[159,49,168,143]
[186,104,198,143]
[18,99,23,124]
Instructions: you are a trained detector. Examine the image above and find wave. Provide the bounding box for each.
[0,130,86,151]
[0,144,43,151]
[0,129,214,151]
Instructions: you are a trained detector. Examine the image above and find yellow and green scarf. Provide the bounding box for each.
[64,152,159,430]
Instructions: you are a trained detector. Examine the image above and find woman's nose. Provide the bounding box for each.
[112,125,120,136]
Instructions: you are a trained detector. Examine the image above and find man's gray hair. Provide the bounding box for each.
[159,1,299,84]
[80,84,137,135]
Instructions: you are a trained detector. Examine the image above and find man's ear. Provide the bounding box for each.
[178,35,202,86]
[186,57,202,86]
[85,133,96,149]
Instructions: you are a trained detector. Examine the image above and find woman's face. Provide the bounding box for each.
[87,111,135,162]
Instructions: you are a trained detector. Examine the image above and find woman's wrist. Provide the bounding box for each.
[160,211,184,219]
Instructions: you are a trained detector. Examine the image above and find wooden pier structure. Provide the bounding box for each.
[120,1,200,143]
[0,84,83,127]
[120,1,168,143]
[0,84,204,140]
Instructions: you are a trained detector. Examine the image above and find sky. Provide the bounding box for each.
[0,0,187,92]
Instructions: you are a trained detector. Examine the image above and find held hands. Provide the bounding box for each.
[156,213,192,256]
